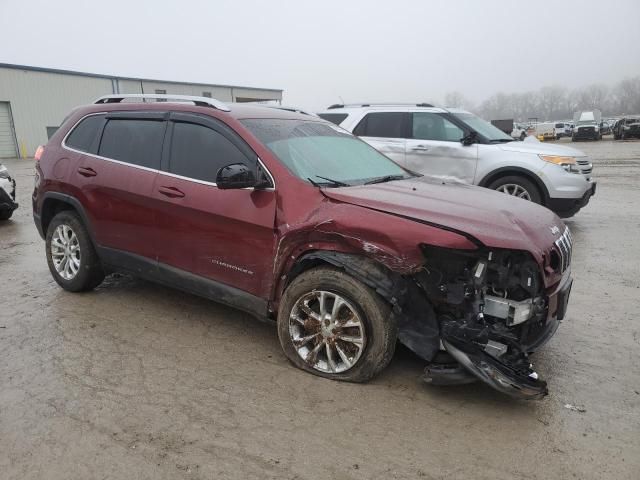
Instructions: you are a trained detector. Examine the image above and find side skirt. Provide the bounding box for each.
[97,246,269,320]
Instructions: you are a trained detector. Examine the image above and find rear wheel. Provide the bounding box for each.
[277,266,397,383]
[488,175,542,204]
[46,211,105,292]
[519,132,526,141]
[0,210,13,221]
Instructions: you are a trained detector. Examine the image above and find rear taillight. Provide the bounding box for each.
[34,145,44,161]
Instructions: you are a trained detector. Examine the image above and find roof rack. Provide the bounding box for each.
[263,105,315,116]
[327,102,434,109]
[94,94,231,112]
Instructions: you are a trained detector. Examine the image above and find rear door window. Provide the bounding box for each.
[317,113,349,125]
[168,122,252,183]
[98,119,165,169]
[411,113,463,142]
[65,115,105,153]
[353,112,408,138]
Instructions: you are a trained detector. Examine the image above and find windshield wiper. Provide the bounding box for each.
[364,174,407,185]
[310,175,350,187]
[489,138,514,143]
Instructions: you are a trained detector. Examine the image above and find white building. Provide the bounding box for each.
[0,63,283,158]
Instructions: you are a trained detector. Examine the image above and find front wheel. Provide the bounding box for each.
[488,175,542,204]
[277,267,397,383]
[520,132,526,141]
[0,209,13,221]
[46,210,105,292]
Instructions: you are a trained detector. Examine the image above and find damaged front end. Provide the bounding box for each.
[416,244,572,400]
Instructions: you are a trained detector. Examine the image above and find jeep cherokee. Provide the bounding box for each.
[33,94,574,399]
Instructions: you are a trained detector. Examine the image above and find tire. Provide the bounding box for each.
[520,132,526,141]
[46,210,105,292]
[488,175,542,204]
[0,209,13,221]
[277,266,397,383]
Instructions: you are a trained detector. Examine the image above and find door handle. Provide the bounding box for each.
[411,145,430,151]
[77,166,97,177]
[158,186,185,198]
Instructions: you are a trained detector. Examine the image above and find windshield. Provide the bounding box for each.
[242,119,414,186]
[452,112,513,142]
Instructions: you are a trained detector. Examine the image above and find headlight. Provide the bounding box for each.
[539,155,576,165]
[539,155,580,173]
[0,165,9,179]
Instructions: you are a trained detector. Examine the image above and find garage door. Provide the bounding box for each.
[0,102,18,158]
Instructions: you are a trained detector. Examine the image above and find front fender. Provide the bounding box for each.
[270,201,477,304]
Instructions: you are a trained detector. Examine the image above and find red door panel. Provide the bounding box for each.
[152,173,277,298]
[80,157,159,259]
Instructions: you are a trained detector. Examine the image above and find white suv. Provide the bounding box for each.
[317,104,596,217]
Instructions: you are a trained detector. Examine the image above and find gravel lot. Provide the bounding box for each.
[1,137,639,480]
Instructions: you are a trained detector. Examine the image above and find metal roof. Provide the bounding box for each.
[0,62,283,93]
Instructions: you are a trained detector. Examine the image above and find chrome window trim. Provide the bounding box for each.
[61,112,276,190]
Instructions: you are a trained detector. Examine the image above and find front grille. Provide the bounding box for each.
[554,227,572,272]
[576,158,592,175]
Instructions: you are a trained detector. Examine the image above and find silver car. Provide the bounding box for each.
[317,104,596,217]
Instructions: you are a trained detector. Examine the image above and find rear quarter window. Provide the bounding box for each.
[353,112,407,138]
[65,115,105,153]
[317,113,349,125]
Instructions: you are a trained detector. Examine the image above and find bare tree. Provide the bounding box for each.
[538,86,567,120]
[444,91,473,110]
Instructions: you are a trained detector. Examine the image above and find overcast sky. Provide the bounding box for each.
[2,0,639,110]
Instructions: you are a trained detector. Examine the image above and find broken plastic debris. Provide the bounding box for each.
[564,403,586,413]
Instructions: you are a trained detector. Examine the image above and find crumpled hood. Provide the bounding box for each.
[322,178,564,262]
[498,141,587,157]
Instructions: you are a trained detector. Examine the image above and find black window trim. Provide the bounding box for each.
[62,111,276,188]
[161,112,275,189]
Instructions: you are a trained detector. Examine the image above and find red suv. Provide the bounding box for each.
[33,94,573,399]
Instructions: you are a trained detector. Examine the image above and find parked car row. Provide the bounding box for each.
[612,116,640,140]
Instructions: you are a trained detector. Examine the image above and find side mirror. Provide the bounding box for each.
[216,163,257,189]
[461,130,478,146]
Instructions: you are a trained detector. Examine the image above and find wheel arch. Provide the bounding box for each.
[478,167,550,205]
[279,250,406,312]
[40,193,96,245]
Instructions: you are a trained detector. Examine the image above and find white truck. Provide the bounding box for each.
[572,110,602,141]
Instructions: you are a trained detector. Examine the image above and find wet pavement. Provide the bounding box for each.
[1,137,639,479]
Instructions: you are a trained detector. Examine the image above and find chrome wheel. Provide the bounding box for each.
[289,290,366,374]
[496,183,531,200]
[50,224,81,280]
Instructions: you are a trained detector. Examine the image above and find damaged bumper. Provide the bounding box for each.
[0,176,18,214]
[426,271,572,399]
[412,242,573,400]
[442,340,548,399]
